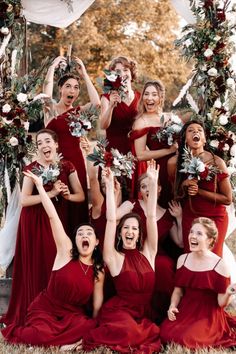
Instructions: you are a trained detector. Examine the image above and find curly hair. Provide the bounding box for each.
[137,80,165,117]
[58,74,81,88]
[70,222,104,280]
[115,212,143,252]
[109,56,137,81]
[192,217,218,248]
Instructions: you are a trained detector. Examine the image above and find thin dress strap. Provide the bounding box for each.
[213,258,222,270]
[183,253,189,265]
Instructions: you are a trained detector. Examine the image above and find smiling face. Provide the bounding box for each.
[59,78,80,106]
[75,225,99,257]
[120,217,140,250]
[143,85,162,113]
[185,123,206,150]
[188,223,211,252]
[36,132,58,163]
[114,62,132,86]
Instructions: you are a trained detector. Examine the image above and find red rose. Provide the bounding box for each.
[231,114,236,124]
[112,77,122,90]
[199,166,209,180]
[217,10,226,22]
[104,151,114,167]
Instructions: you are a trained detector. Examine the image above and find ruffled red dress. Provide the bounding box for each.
[129,126,174,206]
[47,106,89,229]
[2,260,96,346]
[84,248,161,353]
[181,172,229,256]
[160,255,236,349]
[1,160,75,326]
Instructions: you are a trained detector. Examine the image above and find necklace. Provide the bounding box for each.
[79,260,91,275]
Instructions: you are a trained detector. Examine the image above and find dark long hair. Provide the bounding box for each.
[116,213,143,252]
[174,118,207,199]
[36,128,58,146]
[58,74,81,88]
[71,222,103,279]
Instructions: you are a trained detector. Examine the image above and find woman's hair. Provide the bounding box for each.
[71,222,104,279]
[137,80,165,116]
[109,56,137,81]
[138,172,161,190]
[192,217,218,248]
[116,212,143,252]
[58,74,81,88]
[35,128,58,146]
[174,118,207,199]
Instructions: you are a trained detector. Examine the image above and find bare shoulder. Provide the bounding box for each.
[176,253,188,269]
[214,257,231,278]
[213,154,228,171]
[168,154,177,167]
[132,116,145,130]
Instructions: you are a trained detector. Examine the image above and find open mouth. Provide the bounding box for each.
[190,240,198,247]
[193,135,200,142]
[125,236,134,241]
[82,240,89,249]
[67,95,74,100]
[43,150,51,158]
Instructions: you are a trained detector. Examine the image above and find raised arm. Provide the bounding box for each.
[43,56,66,98]
[74,57,100,107]
[103,168,123,276]
[23,171,72,256]
[142,160,159,268]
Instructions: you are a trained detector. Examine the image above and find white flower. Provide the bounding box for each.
[17,93,28,103]
[207,68,218,77]
[207,113,213,120]
[24,121,30,131]
[105,72,117,82]
[33,93,50,101]
[9,137,19,146]
[230,144,236,157]
[223,144,230,151]
[197,160,205,173]
[210,140,219,148]
[204,48,213,57]
[214,35,221,42]
[83,121,91,130]
[0,27,9,35]
[2,103,11,113]
[200,64,208,71]
[170,113,182,124]
[227,166,235,175]
[226,78,235,88]
[213,99,222,108]
[2,118,12,125]
[113,157,120,166]
[184,39,192,47]
[219,115,229,125]
[215,0,224,9]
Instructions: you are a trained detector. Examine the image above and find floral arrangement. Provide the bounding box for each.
[0,1,22,35]
[154,113,183,145]
[180,147,219,181]
[87,138,136,179]
[102,69,128,101]
[31,160,61,185]
[67,104,100,137]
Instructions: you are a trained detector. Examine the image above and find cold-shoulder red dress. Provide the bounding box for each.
[1,160,75,326]
[181,172,229,256]
[84,248,161,353]
[160,255,236,349]
[129,126,174,206]
[103,92,140,154]
[2,260,96,346]
[47,106,89,229]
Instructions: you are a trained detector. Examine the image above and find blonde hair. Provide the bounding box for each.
[137,80,165,117]
[192,217,218,249]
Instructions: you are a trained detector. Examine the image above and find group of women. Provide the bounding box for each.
[1,55,236,352]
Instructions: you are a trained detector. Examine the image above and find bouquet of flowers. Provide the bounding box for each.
[87,138,136,179]
[31,159,61,185]
[154,113,183,145]
[180,147,219,181]
[67,104,99,137]
[102,69,128,101]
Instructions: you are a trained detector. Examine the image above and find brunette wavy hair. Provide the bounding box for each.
[35,128,58,146]
[115,212,143,252]
[192,217,218,248]
[58,74,81,88]
[71,222,104,280]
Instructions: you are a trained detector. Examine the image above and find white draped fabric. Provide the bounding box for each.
[171,0,196,24]
[21,0,95,28]
[0,184,21,272]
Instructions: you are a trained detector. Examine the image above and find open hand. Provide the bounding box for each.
[168,200,182,218]
[23,170,43,188]
[146,159,159,183]
[74,57,87,78]
[167,307,179,321]
[51,56,67,70]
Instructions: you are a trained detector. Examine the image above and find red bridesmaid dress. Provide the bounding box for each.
[1,160,76,326]
[160,254,236,349]
[47,106,89,230]
[2,260,96,346]
[181,172,229,256]
[84,248,161,353]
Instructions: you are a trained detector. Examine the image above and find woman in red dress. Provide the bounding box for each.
[160,217,236,349]
[43,56,100,228]
[1,129,84,326]
[130,80,178,206]
[84,161,161,353]
[1,170,104,351]
[168,119,232,256]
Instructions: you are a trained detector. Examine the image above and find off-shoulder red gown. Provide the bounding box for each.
[2,260,96,346]
[129,126,174,206]
[47,106,89,229]
[160,254,236,348]
[1,160,75,326]
[181,172,229,256]
[84,248,161,353]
